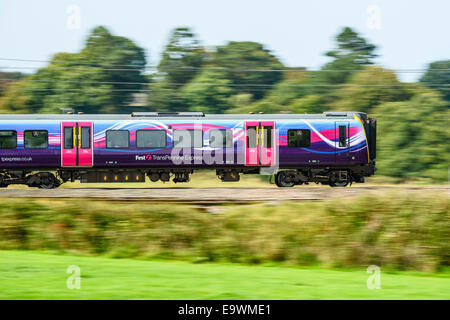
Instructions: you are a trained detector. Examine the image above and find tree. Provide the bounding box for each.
[227,96,282,114]
[61,26,146,113]
[158,27,205,85]
[324,27,377,82]
[0,26,147,114]
[147,27,204,112]
[182,69,233,114]
[263,69,308,105]
[374,89,449,181]
[420,60,450,101]
[288,95,326,114]
[0,72,23,96]
[304,27,377,98]
[0,79,34,113]
[332,66,412,113]
[146,81,186,112]
[214,41,284,99]
[226,70,325,114]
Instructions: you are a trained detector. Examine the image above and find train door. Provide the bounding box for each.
[61,122,93,167]
[245,121,276,166]
[260,121,275,165]
[335,121,350,162]
[245,122,259,165]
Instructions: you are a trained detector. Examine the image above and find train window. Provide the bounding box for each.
[106,130,129,148]
[136,130,166,148]
[339,125,347,147]
[64,127,73,149]
[209,129,233,148]
[173,129,203,148]
[263,126,273,148]
[247,126,257,148]
[24,130,48,149]
[81,127,91,149]
[0,130,17,149]
[288,129,310,148]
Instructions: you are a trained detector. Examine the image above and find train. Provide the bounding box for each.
[0,111,376,188]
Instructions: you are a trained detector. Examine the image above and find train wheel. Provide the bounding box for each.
[38,183,57,189]
[275,171,295,188]
[37,173,61,189]
[329,181,349,187]
[38,180,61,189]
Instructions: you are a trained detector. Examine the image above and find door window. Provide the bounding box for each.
[339,125,347,147]
[64,127,73,149]
[80,127,91,149]
[247,126,257,148]
[262,126,273,148]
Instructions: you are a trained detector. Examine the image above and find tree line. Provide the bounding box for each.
[0,26,448,181]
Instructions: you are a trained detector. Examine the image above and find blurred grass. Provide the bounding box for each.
[0,193,448,272]
[0,250,448,299]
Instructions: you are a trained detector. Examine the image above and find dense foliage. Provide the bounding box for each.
[420,60,450,101]
[0,26,448,181]
[0,26,146,114]
[375,89,450,181]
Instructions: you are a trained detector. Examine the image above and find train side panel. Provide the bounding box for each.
[0,120,60,168]
[0,115,369,170]
[277,118,368,166]
[92,119,245,168]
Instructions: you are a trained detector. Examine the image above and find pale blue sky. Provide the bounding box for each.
[0,0,448,81]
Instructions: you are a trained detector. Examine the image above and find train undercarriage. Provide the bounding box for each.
[0,164,375,189]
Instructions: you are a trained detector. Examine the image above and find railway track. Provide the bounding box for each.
[0,186,447,204]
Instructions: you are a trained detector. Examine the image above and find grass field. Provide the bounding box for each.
[0,251,448,299]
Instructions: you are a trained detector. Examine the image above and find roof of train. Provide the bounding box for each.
[0,112,365,121]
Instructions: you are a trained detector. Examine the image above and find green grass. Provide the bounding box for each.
[0,251,448,299]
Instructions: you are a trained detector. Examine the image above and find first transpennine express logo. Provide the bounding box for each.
[135,154,152,161]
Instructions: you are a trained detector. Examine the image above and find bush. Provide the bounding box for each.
[0,194,448,271]
[373,89,450,182]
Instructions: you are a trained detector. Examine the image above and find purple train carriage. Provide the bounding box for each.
[0,111,376,188]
